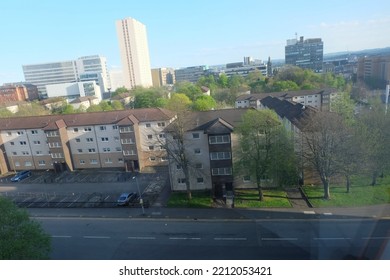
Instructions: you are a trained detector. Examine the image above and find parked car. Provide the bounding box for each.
[116,192,138,206]
[10,170,32,182]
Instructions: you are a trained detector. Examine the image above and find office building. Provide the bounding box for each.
[22,55,110,97]
[45,81,102,101]
[116,17,153,89]
[175,65,208,83]
[151,68,175,87]
[285,36,323,72]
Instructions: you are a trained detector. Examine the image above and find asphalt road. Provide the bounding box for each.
[35,215,390,260]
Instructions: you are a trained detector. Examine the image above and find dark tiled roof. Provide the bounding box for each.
[0,108,175,130]
[165,108,248,133]
[261,96,317,130]
[236,88,336,102]
[69,96,98,104]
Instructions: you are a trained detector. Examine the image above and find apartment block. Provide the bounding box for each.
[165,109,248,198]
[0,108,175,174]
[235,88,338,111]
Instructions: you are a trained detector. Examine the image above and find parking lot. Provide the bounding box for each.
[0,169,168,208]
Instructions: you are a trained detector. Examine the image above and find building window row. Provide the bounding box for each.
[210,152,231,160]
[211,167,232,176]
[209,135,230,144]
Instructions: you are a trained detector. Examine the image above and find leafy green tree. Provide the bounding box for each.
[197,75,217,94]
[218,73,229,88]
[0,197,51,259]
[111,86,129,98]
[99,101,113,111]
[86,104,102,112]
[192,95,216,111]
[236,109,287,200]
[111,100,124,110]
[166,93,192,112]
[175,81,203,101]
[331,92,356,125]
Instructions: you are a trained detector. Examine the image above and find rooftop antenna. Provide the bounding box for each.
[295,32,298,40]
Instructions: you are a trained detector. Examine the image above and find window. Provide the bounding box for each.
[103,148,111,152]
[209,135,230,144]
[116,147,122,152]
[195,163,203,169]
[118,158,124,163]
[121,138,133,144]
[88,148,96,153]
[75,138,81,143]
[22,151,29,155]
[90,159,98,164]
[10,142,14,145]
[177,178,186,184]
[197,177,204,183]
[105,158,112,164]
[192,133,200,139]
[194,148,201,154]
[77,149,83,153]
[17,131,24,135]
[36,151,43,155]
[15,161,20,167]
[51,153,63,159]
[176,165,181,170]
[38,160,46,166]
[12,152,17,155]
[211,167,232,176]
[161,156,168,161]
[160,145,166,150]
[48,142,61,148]
[20,141,27,145]
[86,138,94,142]
[7,132,11,136]
[100,126,106,131]
[149,145,154,150]
[159,133,165,138]
[120,127,133,133]
[33,140,40,145]
[25,161,32,167]
[149,156,156,161]
[113,125,118,130]
[243,175,251,182]
[210,152,231,160]
[46,131,58,137]
[84,127,92,132]
[147,135,153,139]
[80,160,85,165]
[145,123,151,128]
[73,128,79,132]
[101,137,109,142]
[31,130,38,135]
[157,122,165,127]
[114,136,119,141]
[123,150,135,155]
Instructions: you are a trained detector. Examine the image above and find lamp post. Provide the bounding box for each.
[132,176,145,215]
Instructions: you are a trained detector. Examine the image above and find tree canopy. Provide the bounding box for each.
[0,197,51,259]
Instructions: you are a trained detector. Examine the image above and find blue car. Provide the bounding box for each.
[10,170,32,182]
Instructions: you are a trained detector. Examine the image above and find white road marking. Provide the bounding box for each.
[52,235,72,238]
[128,236,156,240]
[313,237,351,240]
[362,237,390,240]
[261,237,298,241]
[303,211,316,214]
[83,236,110,239]
[214,237,247,241]
[323,213,333,215]
[169,237,201,240]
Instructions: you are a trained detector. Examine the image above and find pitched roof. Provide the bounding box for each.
[69,96,98,104]
[260,96,317,130]
[236,88,336,102]
[0,108,175,131]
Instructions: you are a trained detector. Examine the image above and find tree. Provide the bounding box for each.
[111,100,124,110]
[0,197,51,259]
[236,109,286,200]
[331,91,356,125]
[301,111,350,199]
[163,94,194,200]
[192,95,216,111]
[356,105,390,185]
[111,86,129,98]
[175,81,203,101]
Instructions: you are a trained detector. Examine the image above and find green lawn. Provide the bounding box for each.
[234,189,292,208]
[167,191,213,208]
[303,176,390,207]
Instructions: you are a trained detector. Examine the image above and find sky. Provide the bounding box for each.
[1,0,390,84]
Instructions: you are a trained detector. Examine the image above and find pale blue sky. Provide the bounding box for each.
[1,0,390,84]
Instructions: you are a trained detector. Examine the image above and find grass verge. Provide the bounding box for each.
[234,189,292,208]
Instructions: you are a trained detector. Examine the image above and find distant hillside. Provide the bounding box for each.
[324,47,390,60]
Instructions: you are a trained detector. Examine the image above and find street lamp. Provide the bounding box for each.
[132,176,145,215]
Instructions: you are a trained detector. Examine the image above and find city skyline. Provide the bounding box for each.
[1,0,390,84]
